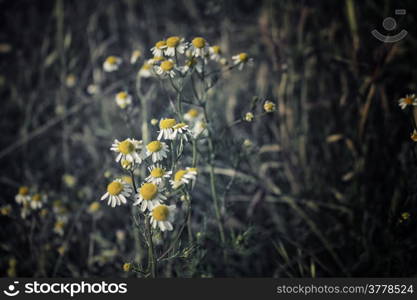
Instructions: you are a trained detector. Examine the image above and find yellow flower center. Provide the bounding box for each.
[107,181,123,196]
[117,92,128,100]
[32,194,41,202]
[147,141,162,152]
[405,97,413,105]
[155,40,166,49]
[160,118,176,129]
[151,168,165,178]
[123,263,131,272]
[212,45,221,54]
[19,186,29,195]
[106,56,118,65]
[160,60,174,71]
[411,132,417,142]
[118,140,135,154]
[174,122,187,129]
[140,183,158,200]
[192,37,206,49]
[166,36,180,47]
[239,53,249,62]
[401,212,411,220]
[188,168,198,173]
[174,170,187,182]
[187,108,199,118]
[152,205,169,221]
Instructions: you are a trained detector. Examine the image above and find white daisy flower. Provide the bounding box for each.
[170,168,197,189]
[245,112,254,122]
[139,62,153,78]
[184,108,202,122]
[209,45,221,61]
[190,37,209,58]
[147,56,165,65]
[179,57,203,75]
[146,164,172,185]
[263,100,276,113]
[158,118,177,140]
[173,122,192,141]
[115,91,132,109]
[100,179,132,207]
[192,120,207,138]
[130,50,142,64]
[399,94,417,110]
[54,220,66,236]
[155,60,176,78]
[164,36,187,57]
[232,52,253,70]
[30,193,45,210]
[151,40,167,57]
[110,138,143,165]
[133,183,167,212]
[150,204,176,232]
[15,186,30,205]
[103,56,122,72]
[145,141,169,163]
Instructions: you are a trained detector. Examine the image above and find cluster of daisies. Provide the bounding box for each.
[100,117,198,232]
[14,186,47,219]
[398,94,417,141]
[102,36,252,82]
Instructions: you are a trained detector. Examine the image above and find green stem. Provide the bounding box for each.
[203,104,226,245]
[146,216,157,278]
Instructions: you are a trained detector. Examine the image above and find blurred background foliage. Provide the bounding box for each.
[1,0,417,277]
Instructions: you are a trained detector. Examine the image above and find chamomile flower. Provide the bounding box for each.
[148,56,166,65]
[190,37,209,58]
[0,205,12,216]
[100,179,132,207]
[156,60,176,78]
[245,112,254,122]
[30,193,45,210]
[133,183,167,211]
[146,164,172,184]
[184,108,202,122]
[115,91,132,109]
[158,118,177,140]
[150,204,176,232]
[145,141,169,163]
[263,100,276,113]
[232,52,252,70]
[151,40,167,57]
[103,56,122,72]
[165,36,187,57]
[173,122,191,140]
[192,120,207,138]
[54,220,66,236]
[15,186,30,204]
[139,63,153,78]
[110,138,143,165]
[398,94,417,110]
[209,45,222,61]
[170,169,196,189]
[130,50,142,64]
